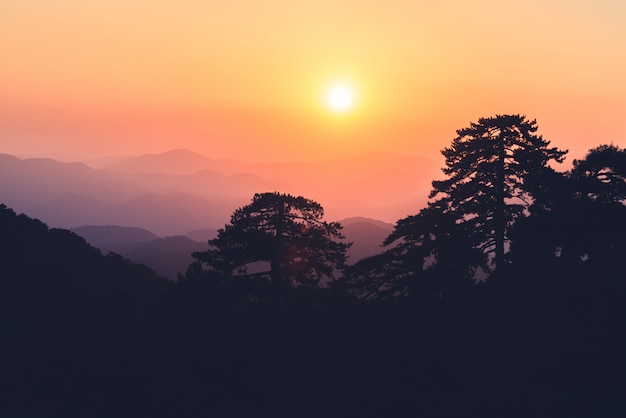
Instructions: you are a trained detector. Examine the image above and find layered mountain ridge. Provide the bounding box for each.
[1,149,437,236]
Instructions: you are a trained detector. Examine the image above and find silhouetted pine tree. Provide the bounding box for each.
[187,192,350,288]
[346,115,567,300]
[428,114,566,275]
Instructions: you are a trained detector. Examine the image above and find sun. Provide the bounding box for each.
[325,83,356,113]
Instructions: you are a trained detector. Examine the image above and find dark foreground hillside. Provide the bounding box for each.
[2,204,626,417]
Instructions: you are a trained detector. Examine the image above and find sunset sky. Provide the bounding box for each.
[1,0,625,164]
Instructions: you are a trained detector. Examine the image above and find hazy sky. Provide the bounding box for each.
[1,0,625,163]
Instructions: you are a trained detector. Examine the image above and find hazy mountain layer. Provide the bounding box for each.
[71,225,159,249]
[340,218,394,263]
[1,149,437,235]
[70,217,393,279]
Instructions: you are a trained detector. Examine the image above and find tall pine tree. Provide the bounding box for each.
[428,114,567,274]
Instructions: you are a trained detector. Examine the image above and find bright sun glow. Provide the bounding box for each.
[325,83,355,113]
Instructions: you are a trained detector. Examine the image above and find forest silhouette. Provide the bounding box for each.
[2,114,626,417]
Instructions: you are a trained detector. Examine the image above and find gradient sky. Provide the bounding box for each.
[1,0,625,163]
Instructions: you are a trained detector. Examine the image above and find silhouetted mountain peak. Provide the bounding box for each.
[185,228,219,243]
[338,216,394,230]
[72,225,159,248]
[105,149,223,175]
[0,153,92,172]
[0,153,21,164]
[338,217,394,263]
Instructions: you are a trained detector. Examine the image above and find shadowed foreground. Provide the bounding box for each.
[2,204,625,417]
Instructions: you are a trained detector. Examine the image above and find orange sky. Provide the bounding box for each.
[1,0,626,164]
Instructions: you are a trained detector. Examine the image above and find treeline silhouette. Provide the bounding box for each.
[2,114,626,417]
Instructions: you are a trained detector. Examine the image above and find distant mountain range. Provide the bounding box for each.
[0,152,279,235]
[72,225,160,248]
[98,148,247,175]
[0,149,438,235]
[71,218,394,279]
[71,225,210,279]
[340,217,394,263]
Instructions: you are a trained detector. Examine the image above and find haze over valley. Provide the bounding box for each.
[1,148,433,235]
[2,148,402,278]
